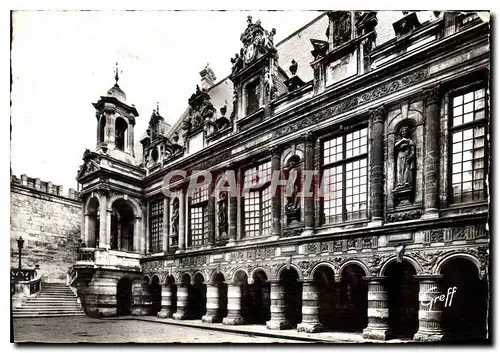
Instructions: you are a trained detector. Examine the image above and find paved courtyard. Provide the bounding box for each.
[12,316,304,343]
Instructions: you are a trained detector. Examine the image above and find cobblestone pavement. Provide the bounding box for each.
[12,316,304,343]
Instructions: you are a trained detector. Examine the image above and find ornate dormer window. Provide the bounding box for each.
[229,16,278,129]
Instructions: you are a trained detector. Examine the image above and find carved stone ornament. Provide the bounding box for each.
[184,87,216,132]
[386,209,421,223]
[422,85,441,106]
[273,67,430,138]
[217,192,229,241]
[326,11,352,47]
[393,123,416,205]
[283,155,302,224]
[369,105,387,124]
[170,199,179,245]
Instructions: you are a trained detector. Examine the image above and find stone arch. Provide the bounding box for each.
[180,272,192,285]
[151,274,161,284]
[107,194,143,218]
[249,266,271,284]
[193,271,206,284]
[232,268,251,285]
[208,269,226,285]
[379,255,423,276]
[339,259,370,277]
[276,263,304,281]
[164,274,176,285]
[434,252,481,276]
[309,261,338,279]
[85,194,100,213]
[142,275,151,284]
[281,146,304,166]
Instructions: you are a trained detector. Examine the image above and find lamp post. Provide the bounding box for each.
[17,236,24,270]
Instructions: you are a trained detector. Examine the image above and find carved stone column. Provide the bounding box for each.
[157,283,175,318]
[369,106,387,226]
[177,190,186,252]
[362,276,390,340]
[297,279,323,333]
[414,275,445,342]
[222,284,245,325]
[202,284,222,323]
[303,132,315,231]
[271,146,282,238]
[266,280,291,330]
[172,284,189,320]
[422,86,441,219]
[131,279,152,316]
[207,178,216,246]
[228,191,237,246]
[98,191,108,248]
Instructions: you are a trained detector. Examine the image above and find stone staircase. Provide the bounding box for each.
[13,282,85,318]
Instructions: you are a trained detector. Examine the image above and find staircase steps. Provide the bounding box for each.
[13,282,85,318]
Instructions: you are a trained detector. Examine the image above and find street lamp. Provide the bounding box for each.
[17,236,24,270]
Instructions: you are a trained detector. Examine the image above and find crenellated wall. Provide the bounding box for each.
[10,174,82,283]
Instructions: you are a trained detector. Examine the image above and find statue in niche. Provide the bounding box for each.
[170,199,179,246]
[394,125,416,189]
[217,192,228,240]
[283,155,302,223]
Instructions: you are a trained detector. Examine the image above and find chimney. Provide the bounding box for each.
[199,63,217,91]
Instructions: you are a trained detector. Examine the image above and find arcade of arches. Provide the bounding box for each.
[82,195,142,252]
[113,256,487,341]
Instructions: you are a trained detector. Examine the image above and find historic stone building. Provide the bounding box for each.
[71,11,490,341]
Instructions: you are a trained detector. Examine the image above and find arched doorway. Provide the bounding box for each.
[244,270,270,324]
[111,199,135,251]
[313,265,336,329]
[86,197,100,248]
[338,264,367,332]
[150,275,162,316]
[441,258,487,341]
[117,278,132,316]
[385,261,418,338]
[280,268,302,327]
[213,272,228,319]
[191,273,207,320]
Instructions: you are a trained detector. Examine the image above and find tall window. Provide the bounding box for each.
[115,117,128,151]
[322,127,368,223]
[450,86,487,203]
[243,161,272,238]
[189,185,209,246]
[246,79,261,116]
[149,198,164,253]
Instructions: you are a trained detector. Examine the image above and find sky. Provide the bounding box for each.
[10,10,322,191]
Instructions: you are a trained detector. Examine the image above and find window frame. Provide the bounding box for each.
[242,160,272,238]
[148,197,164,253]
[320,125,369,225]
[188,185,209,247]
[447,81,489,205]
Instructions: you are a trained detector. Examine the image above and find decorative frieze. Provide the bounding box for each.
[273,67,430,138]
[386,209,421,223]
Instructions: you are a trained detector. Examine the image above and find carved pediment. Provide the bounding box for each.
[77,159,101,179]
[326,11,353,48]
[183,86,216,132]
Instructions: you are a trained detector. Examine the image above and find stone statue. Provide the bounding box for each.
[171,199,179,245]
[394,125,416,188]
[217,192,228,237]
[283,155,302,223]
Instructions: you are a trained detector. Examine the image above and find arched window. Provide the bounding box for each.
[99,115,106,143]
[115,117,128,151]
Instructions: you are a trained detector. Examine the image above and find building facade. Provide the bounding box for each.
[71,11,490,342]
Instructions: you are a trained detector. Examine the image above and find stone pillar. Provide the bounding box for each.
[271,146,282,238]
[303,132,315,231]
[223,285,245,325]
[297,279,323,332]
[422,86,441,219]
[131,279,152,316]
[369,105,386,226]
[414,275,444,342]
[98,191,108,248]
[157,284,175,318]
[172,284,189,320]
[177,191,186,252]
[133,216,141,252]
[202,284,222,323]
[362,276,390,340]
[207,179,216,246]
[228,191,237,246]
[162,197,169,253]
[266,280,291,330]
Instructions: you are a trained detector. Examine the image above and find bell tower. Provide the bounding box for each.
[92,63,139,163]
